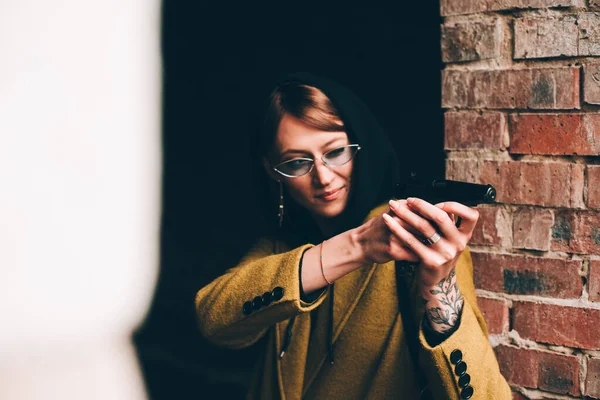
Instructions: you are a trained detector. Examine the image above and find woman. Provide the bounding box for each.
[196,73,511,399]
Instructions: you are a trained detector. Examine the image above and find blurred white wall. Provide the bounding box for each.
[0,1,161,399]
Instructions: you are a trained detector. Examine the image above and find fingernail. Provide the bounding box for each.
[389,199,398,208]
[407,197,415,205]
[382,213,392,223]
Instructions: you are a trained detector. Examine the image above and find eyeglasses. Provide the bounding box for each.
[273,144,361,178]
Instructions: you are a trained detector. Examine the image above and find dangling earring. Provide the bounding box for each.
[278,180,284,228]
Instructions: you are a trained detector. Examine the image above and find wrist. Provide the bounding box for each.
[419,267,464,333]
[348,226,369,265]
[417,266,457,296]
[423,307,462,345]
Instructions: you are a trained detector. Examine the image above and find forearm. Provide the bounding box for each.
[301,228,365,294]
[418,250,512,398]
[419,299,512,399]
[196,241,326,348]
[420,268,464,335]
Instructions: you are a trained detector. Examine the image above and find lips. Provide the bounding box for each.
[316,187,344,201]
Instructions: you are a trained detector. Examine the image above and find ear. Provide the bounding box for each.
[263,157,281,182]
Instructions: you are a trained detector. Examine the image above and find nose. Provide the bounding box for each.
[311,159,335,187]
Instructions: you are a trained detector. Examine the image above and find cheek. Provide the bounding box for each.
[339,161,354,182]
[284,178,313,203]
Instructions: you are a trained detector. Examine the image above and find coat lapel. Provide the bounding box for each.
[298,261,378,397]
[333,202,388,341]
[278,203,388,398]
[332,262,377,341]
[277,263,378,399]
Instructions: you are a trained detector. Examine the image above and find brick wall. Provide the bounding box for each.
[441,1,600,398]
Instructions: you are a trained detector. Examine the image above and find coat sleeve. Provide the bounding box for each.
[417,247,512,399]
[195,238,328,349]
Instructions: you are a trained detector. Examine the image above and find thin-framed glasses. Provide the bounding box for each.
[273,144,361,178]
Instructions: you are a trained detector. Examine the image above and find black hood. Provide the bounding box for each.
[254,72,401,244]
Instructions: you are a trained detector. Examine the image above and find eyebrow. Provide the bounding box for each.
[280,137,347,158]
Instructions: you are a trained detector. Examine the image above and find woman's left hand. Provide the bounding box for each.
[383,197,479,334]
[385,197,478,289]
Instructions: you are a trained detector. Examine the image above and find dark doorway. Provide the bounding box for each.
[134,3,442,399]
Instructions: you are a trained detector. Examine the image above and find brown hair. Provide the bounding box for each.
[259,81,345,158]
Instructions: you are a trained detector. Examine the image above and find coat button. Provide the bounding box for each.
[242,301,253,315]
[458,373,471,389]
[252,296,263,310]
[460,385,474,399]
[272,286,284,301]
[450,349,462,364]
[455,361,467,376]
[262,291,273,306]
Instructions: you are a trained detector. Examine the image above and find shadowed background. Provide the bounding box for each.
[134,3,442,398]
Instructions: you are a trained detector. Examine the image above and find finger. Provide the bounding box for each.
[390,235,420,262]
[382,213,433,259]
[386,208,424,239]
[389,199,437,240]
[405,197,459,240]
[443,211,459,228]
[436,202,479,234]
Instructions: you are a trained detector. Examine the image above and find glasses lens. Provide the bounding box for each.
[323,145,360,167]
[275,158,313,177]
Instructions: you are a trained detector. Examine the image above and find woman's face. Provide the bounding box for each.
[268,113,354,220]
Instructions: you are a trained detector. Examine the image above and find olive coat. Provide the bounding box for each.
[196,204,512,399]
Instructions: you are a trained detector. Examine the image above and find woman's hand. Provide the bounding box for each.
[384,198,478,288]
[353,208,421,265]
[383,198,479,334]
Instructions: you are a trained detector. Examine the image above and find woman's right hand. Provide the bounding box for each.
[353,204,420,265]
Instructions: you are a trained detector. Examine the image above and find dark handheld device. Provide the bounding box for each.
[394,179,496,206]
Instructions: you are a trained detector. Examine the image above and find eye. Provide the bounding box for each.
[322,145,360,167]
[285,159,311,168]
[276,158,313,176]
[325,146,349,159]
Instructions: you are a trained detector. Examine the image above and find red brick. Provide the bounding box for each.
[590,260,600,302]
[509,114,600,156]
[447,159,583,207]
[496,345,538,389]
[477,297,509,334]
[513,14,600,59]
[470,206,511,247]
[445,111,505,150]
[442,67,580,110]
[514,16,578,59]
[584,64,600,105]
[551,210,600,255]
[513,301,600,349]
[479,161,582,207]
[579,13,600,56]
[440,0,583,17]
[446,158,480,183]
[537,351,581,395]
[472,252,582,298]
[588,166,600,209]
[442,20,500,63]
[585,357,600,398]
[502,161,578,207]
[513,207,554,251]
[495,345,580,396]
[572,163,585,209]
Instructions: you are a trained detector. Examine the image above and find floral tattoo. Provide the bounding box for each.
[422,269,464,334]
